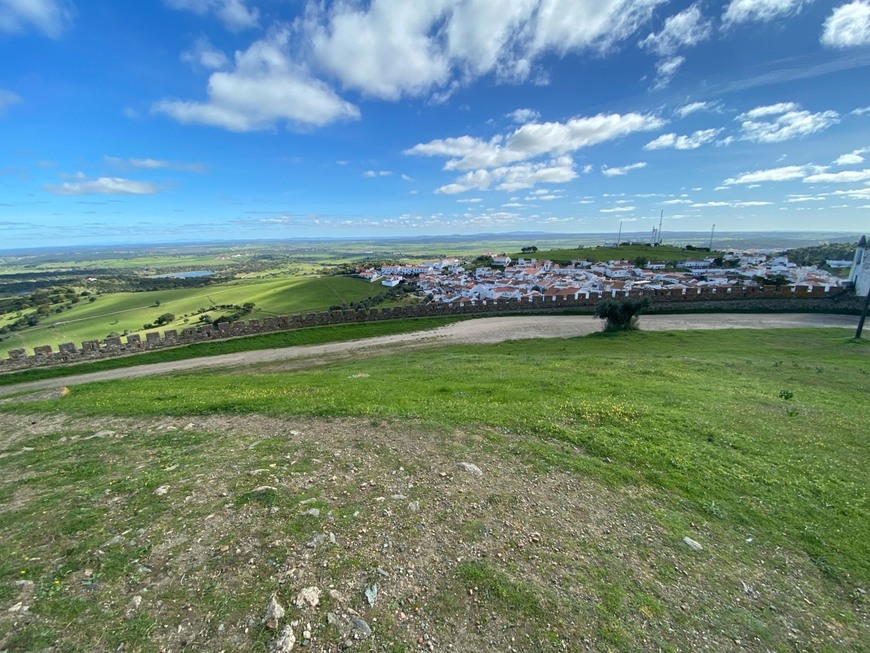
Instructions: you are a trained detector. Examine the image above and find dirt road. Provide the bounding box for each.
[0,313,857,397]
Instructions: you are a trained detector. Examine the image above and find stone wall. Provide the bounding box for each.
[1,285,861,372]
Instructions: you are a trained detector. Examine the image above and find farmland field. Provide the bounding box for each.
[1,276,382,354]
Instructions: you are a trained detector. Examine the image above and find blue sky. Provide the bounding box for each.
[1,0,869,249]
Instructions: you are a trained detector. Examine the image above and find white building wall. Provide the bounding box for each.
[849,239,870,296]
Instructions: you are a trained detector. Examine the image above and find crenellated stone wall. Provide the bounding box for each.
[1,285,861,372]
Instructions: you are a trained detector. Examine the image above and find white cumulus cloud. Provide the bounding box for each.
[153,29,360,131]
[639,3,712,56]
[165,0,259,31]
[507,108,540,123]
[601,162,647,177]
[644,128,722,150]
[44,174,159,196]
[0,0,74,37]
[834,148,868,165]
[736,102,839,143]
[406,112,664,170]
[305,0,668,101]
[821,1,870,48]
[723,164,823,184]
[104,155,204,172]
[804,168,870,183]
[435,156,576,194]
[675,100,721,118]
[180,36,228,70]
[722,0,813,27]
[653,55,685,88]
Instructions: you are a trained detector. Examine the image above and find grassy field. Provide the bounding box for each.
[510,244,722,264]
[0,328,866,651]
[1,276,380,354]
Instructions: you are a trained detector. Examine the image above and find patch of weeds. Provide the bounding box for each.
[457,561,545,621]
[3,625,57,650]
[106,612,159,652]
[55,505,105,536]
[778,389,794,401]
[459,519,487,543]
[235,486,281,508]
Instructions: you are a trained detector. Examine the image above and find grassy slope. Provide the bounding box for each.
[1,276,379,354]
[8,328,867,582]
[510,245,721,264]
[0,316,466,386]
[0,328,867,651]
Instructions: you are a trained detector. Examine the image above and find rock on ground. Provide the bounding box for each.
[263,594,285,630]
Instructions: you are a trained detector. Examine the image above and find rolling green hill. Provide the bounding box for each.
[1,276,379,354]
[510,244,722,264]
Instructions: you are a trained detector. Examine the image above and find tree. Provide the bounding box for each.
[154,312,175,326]
[634,256,649,268]
[594,297,650,331]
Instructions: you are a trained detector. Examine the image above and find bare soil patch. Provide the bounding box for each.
[1,412,863,652]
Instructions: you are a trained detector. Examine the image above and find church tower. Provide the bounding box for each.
[849,236,870,296]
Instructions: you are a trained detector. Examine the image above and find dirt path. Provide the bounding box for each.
[0,313,857,397]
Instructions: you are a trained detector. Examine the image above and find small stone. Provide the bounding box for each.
[457,462,483,476]
[327,612,340,626]
[342,639,354,649]
[184,423,196,431]
[289,430,301,436]
[299,498,317,505]
[306,534,327,549]
[271,625,296,653]
[408,501,420,513]
[7,602,23,613]
[263,594,285,630]
[682,536,703,551]
[252,485,277,493]
[128,595,143,610]
[328,589,346,604]
[295,586,322,608]
[374,567,389,577]
[329,532,336,544]
[102,534,125,547]
[154,485,169,496]
[302,508,320,517]
[303,630,311,640]
[350,617,372,637]
[364,584,378,606]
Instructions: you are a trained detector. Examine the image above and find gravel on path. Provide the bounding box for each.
[0,313,857,397]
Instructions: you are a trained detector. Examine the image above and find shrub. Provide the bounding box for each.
[594,297,650,332]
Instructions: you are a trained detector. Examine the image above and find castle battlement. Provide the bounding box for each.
[1,285,860,373]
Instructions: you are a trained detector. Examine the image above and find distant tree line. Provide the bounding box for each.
[330,282,417,312]
[785,242,856,268]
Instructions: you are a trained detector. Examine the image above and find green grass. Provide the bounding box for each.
[511,244,721,264]
[12,328,866,584]
[0,316,466,386]
[1,276,381,353]
[0,326,867,651]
